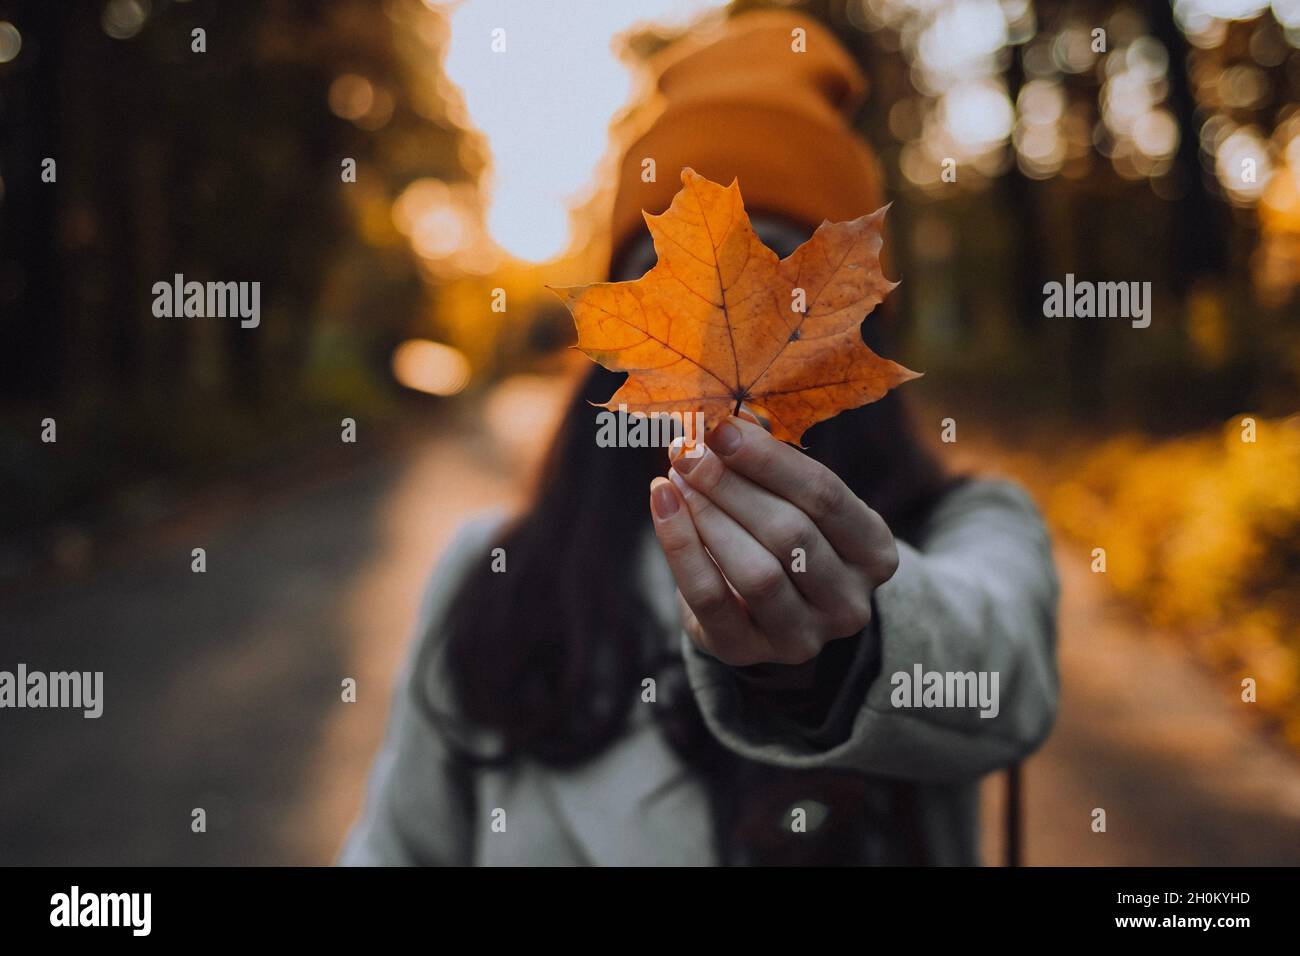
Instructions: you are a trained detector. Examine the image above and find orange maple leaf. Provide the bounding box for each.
[551,168,920,446]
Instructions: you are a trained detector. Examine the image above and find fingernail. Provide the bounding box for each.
[650,478,679,519]
[736,405,771,432]
[671,442,702,473]
[706,420,743,456]
[669,469,691,497]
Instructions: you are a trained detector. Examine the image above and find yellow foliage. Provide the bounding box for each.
[1048,414,1300,737]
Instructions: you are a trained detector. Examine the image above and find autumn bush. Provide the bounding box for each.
[1046,414,1300,747]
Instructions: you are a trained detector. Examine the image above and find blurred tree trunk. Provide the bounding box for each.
[1002,43,1050,340]
[1141,0,1227,290]
[0,0,67,404]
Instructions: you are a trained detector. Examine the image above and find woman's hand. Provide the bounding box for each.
[649,415,899,667]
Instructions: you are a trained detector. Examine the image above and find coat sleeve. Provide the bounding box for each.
[682,479,1060,783]
[336,514,504,866]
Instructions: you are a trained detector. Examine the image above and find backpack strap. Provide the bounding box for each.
[1004,762,1022,867]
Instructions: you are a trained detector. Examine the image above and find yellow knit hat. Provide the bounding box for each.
[609,10,886,267]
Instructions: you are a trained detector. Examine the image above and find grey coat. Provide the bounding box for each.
[339,479,1059,866]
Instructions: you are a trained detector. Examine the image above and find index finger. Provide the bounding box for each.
[703,415,895,575]
[648,477,776,666]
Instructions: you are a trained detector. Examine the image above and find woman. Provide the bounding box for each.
[341,11,1058,866]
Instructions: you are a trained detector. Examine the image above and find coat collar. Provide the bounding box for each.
[538,716,715,866]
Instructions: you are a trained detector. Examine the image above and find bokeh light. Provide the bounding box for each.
[1216,125,1272,202]
[390,339,472,396]
[858,0,1025,190]
[1098,33,1180,180]
[390,177,496,276]
[0,21,21,64]
[102,0,149,41]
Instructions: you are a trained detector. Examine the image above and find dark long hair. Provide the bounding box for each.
[440,365,950,760]
[433,228,959,862]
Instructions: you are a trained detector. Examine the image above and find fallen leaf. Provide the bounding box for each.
[550,167,920,446]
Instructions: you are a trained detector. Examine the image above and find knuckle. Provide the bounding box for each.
[829,596,871,636]
[864,542,900,583]
[737,434,773,474]
[685,451,724,491]
[700,459,738,499]
[804,472,843,521]
[687,489,718,521]
[691,585,732,617]
[878,544,900,582]
[738,561,787,602]
[770,512,811,558]
[855,593,875,627]
[657,526,695,555]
